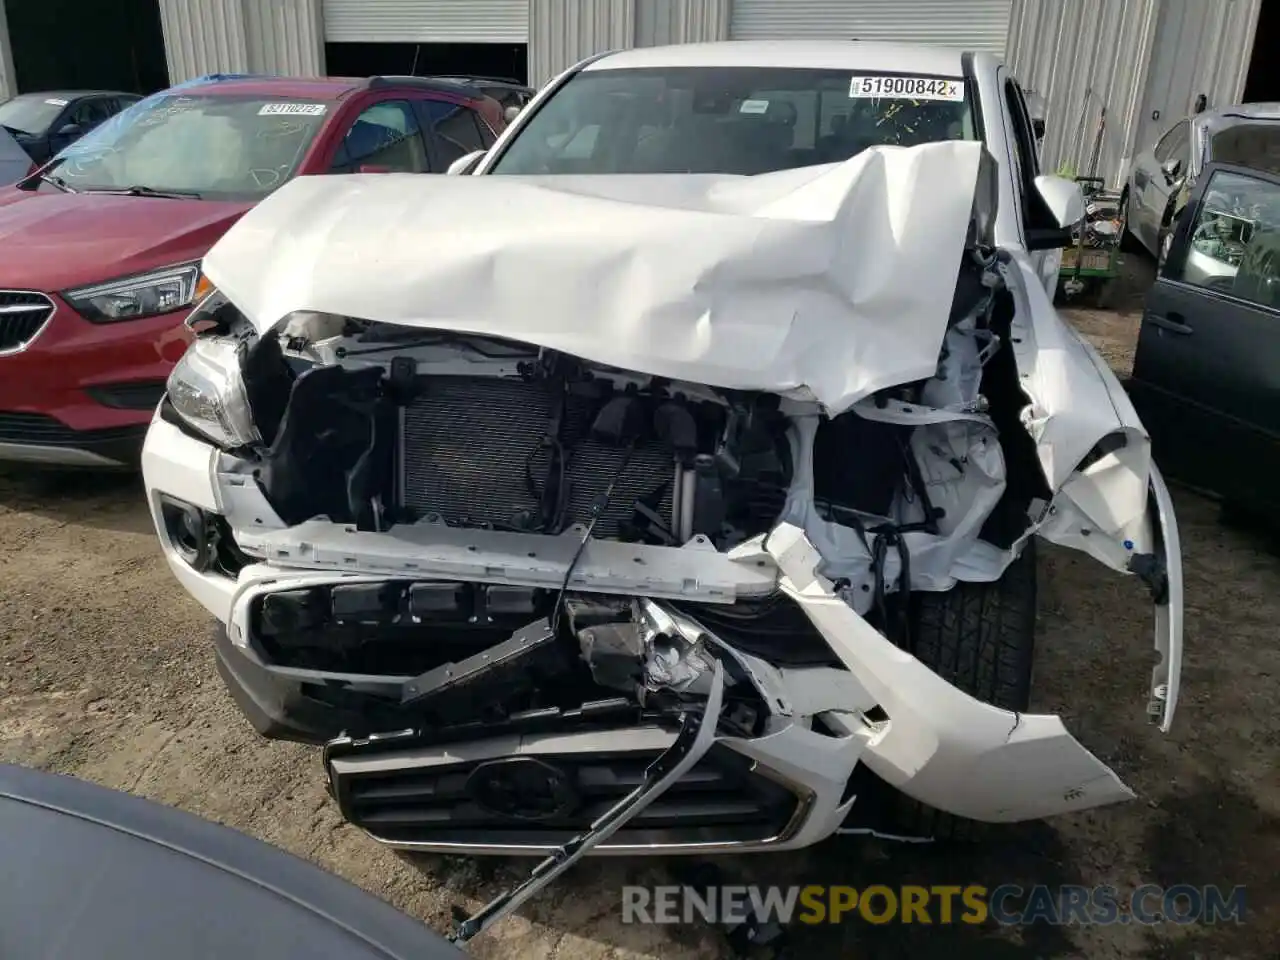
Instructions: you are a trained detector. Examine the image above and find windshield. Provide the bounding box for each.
[490,66,977,176]
[0,95,69,136]
[50,93,329,199]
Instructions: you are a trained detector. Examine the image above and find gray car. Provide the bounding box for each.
[1123,102,1280,264]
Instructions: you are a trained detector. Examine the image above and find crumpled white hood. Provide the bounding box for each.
[204,141,983,414]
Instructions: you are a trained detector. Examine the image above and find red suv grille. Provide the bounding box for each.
[0,291,54,352]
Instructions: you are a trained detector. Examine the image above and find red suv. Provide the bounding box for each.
[0,74,503,467]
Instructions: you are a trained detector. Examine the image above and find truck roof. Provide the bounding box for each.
[587,40,971,75]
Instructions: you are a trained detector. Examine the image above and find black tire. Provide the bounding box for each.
[892,538,1038,839]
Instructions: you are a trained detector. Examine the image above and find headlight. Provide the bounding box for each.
[166,337,260,449]
[63,261,212,323]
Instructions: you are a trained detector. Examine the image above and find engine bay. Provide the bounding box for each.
[168,244,1056,637]
[242,327,801,549]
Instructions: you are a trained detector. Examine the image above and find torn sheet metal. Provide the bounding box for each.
[203,141,983,416]
[1006,256,1153,512]
[768,522,1135,821]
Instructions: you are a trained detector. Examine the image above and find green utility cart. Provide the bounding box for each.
[1059,175,1124,307]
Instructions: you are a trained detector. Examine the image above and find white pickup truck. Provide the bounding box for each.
[142,40,1182,886]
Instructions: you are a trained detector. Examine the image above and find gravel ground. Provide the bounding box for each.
[2,254,1277,958]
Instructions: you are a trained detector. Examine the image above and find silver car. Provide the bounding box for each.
[1123,102,1280,263]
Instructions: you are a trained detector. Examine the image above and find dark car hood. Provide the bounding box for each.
[0,763,465,960]
[0,187,252,289]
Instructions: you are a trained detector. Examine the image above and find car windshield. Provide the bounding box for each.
[0,94,69,136]
[490,66,978,176]
[49,92,330,199]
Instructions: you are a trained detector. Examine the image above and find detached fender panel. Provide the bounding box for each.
[1148,461,1182,732]
[767,523,1134,823]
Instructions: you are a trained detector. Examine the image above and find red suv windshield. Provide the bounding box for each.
[52,93,331,200]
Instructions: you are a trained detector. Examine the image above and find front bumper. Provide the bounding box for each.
[0,294,190,467]
[143,415,1180,852]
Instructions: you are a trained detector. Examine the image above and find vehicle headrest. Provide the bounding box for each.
[969,147,999,249]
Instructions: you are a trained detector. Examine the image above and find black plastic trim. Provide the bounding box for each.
[0,411,146,465]
[960,52,986,143]
[86,380,168,410]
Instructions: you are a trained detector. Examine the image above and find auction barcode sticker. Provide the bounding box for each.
[849,76,964,101]
[258,103,328,116]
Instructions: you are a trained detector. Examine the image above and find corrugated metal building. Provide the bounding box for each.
[0,0,1268,191]
[0,0,1012,99]
[1006,0,1266,187]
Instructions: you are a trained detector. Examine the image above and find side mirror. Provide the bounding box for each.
[1032,117,1046,140]
[1160,157,1183,182]
[357,163,391,174]
[1025,174,1085,251]
[503,104,522,125]
[1033,174,1085,229]
[56,122,82,137]
[446,149,486,176]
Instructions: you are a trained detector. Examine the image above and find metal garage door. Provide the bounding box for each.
[323,0,529,44]
[729,0,1014,55]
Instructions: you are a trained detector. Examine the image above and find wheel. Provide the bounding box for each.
[892,538,1038,839]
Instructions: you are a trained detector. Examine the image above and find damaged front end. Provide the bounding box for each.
[144,142,1181,870]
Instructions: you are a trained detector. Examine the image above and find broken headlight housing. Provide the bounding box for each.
[166,335,261,449]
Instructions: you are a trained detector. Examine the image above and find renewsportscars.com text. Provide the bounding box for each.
[622,884,1246,927]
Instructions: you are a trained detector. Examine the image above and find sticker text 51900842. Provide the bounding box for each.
[848,75,964,102]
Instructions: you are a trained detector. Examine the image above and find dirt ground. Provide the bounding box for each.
[2,251,1278,959]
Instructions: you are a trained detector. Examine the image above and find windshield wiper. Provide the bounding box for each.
[38,173,77,193]
[82,185,202,199]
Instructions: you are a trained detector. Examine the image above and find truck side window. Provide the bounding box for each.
[1004,79,1039,203]
[1004,77,1059,244]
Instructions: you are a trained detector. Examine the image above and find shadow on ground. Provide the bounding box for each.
[397,822,1086,958]
[1138,779,1280,958]
[0,467,152,535]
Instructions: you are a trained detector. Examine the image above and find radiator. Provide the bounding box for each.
[401,376,675,537]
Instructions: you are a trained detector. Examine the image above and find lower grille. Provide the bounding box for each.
[0,412,142,447]
[328,731,802,850]
[0,291,54,352]
[401,376,674,537]
[0,412,146,465]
